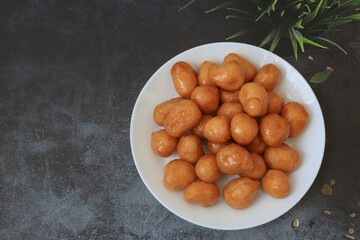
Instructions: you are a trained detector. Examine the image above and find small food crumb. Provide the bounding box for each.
[180,229,183,232]
[293,219,299,228]
[330,179,336,185]
[351,223,355,226]
[345,235,355,240]
[323,210,331,215]
[349,228,355,234]
[307,56,314,60]
[321,184,332,195]
[326,66,334,72]
[357,200,360,208]
[350,213,356,218]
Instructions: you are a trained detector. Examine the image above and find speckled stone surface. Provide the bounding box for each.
[0,1,359,239]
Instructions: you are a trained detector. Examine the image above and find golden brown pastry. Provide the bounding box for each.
[216,143,253,175]
[253,64,280,91]
[151,129,178,157]
[281,102,309,137]
[230,113,258,145]
[209,60,245,91]
[195,154,221,182]
[262,169,290,198]
[163,159,196,191]
[184,180,220,207]
[264,143,300,172]
[239,82,268,117]
[177,135,204,163]
[171,61,198,99]
[191,85,220,114]
[223,177,260,209]
[259,113,290,147]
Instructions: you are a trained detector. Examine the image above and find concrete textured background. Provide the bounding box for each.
[0,1,359,239]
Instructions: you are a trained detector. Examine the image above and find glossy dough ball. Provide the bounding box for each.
[153,97,183,126]
[264,143,300,172]
[245,134,267,154]
[207,140,233,154]
[216,143,254,175]
[267,91,284,114]
[223,53,257,82]
[253,64,280,91]
[262,169,290,198]
[151,129,178,157]
[223,177,260,210]
[230,113,258,145]
[184,180,220,207]
[281,102,309,137]
[195,154,221,182]
[203,116,231,143]
[192,114,213,138]
[177,135,204,163]
[164,99,202,138]
[239,82,268,117]
[209,60,245,91]
[241,152,267,179]
[191,85,220,114]
[259,113,290,147]
[171,61,198,99]
[198,61,216,86]
[163,159,196,191]
[219,89,240,103]
[217,102,244,119]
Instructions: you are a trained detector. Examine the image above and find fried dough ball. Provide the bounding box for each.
[195,154,221,182]
[281,102,309,137]
[203,116,231,143]
[192,114,213,138]
[191,85,220,114]
[223,177,260,210]
[184,181,220,207]
[262,169,290,198]
[216,143,254,175]
[230,113,258,145]
[164,99,202,138]
[153,97,183,126]
[244,134,268,154]
[240,152,267,179]
[151,129,178,157]
[239,82,268,117]
[177,135,204,163]
[209,60,245,91]
[207,140,233,154]
[264,143,300,172]
[267,91,284,114]
[219,89,240,103]
[223,53,257,82]
[163,159,196,191]
[253,64,280,91]
[171,61,198,99]
[198,61,216,86]
[259,113,290,147]
[217,102,244,119]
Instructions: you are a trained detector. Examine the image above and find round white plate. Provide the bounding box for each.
[130,42,325,230]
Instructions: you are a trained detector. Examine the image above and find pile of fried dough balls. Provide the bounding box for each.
[151,53,309,209]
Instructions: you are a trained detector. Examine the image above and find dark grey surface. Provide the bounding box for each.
[0,1,359,239]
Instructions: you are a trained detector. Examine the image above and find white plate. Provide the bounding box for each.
[130,42,325,230]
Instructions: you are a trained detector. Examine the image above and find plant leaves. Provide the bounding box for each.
[269,26,283,52]
[303,0,324,24]
[225,30,249,40]
[293,29,305,52]
[258,29,275,47]
[289,28,298,60]
[303,37,329,49]
[205,1,235,13]
[178,0,197,11]
[310,70,332,83]
[314,36,347,54]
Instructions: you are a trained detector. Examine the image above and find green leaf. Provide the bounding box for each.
[272,0,278,11]
[225,15,240,20]
[303,0,323,24]
[269,26,283,52]
[256,5,272,22]
[225,30,248,40]
[178,0,197,11]
[303,37,329,49]
[226,7,254,17]
[310,70,332,83]
[258,29,275,48]
[314,36,347,54]
[294,19,304,29]
[280,10,285,17]
[205,1,235,13]
[289,28,298,60]
[293,29,305,52]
